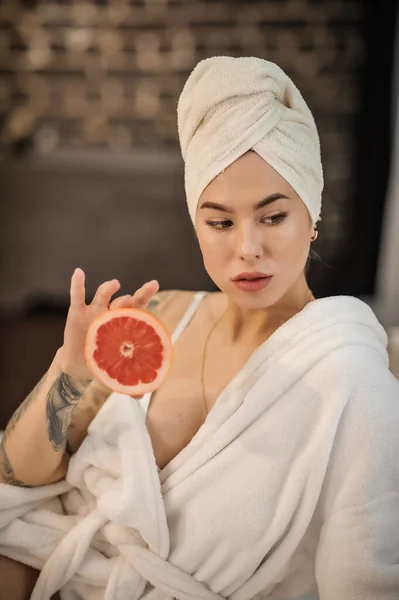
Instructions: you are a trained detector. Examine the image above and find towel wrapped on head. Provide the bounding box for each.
[177,56,324,226]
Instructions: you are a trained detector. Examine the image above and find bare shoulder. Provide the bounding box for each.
[146,290,176,317]
[147,289,199,334]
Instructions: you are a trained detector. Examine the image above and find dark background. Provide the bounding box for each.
[0,0,398,428]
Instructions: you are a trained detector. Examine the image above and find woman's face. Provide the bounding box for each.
[195,151,314,309]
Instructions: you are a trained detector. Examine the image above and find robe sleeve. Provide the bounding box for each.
[315,348,399,599]
[315,494,399,599]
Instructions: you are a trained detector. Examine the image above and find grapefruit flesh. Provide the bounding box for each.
[85,308,173,395]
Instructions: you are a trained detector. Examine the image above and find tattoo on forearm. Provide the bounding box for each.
[0,371,90,485]
[46,373,92,451]
[0,441,31,487]
[3,374,47,443]
[0,374,47,486]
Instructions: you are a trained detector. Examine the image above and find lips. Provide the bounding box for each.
[232,271,270,282]
[233,276,272,292]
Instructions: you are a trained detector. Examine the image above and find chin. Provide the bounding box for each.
[227,283,281,309]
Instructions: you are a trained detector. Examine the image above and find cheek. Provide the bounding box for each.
[202,243,228,272]
[198,236,232,281]
[272,218,310,264]
[197,227,228,263]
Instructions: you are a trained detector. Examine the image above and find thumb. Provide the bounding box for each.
[109,295,133,310]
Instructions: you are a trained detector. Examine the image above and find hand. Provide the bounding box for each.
[58,269,160,395]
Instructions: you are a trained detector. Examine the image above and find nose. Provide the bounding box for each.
[237,223,263,261]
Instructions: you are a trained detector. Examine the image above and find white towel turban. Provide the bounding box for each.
[177,56,324,226]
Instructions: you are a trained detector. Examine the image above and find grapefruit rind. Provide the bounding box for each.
[85,308,173,395]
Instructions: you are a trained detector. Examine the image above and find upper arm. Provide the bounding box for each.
[146,290,176,318]
[146,290,196,335]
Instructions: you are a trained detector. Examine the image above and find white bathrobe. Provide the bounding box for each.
[1,295,399,600]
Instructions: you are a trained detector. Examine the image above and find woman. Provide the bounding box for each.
[1,56,399,600]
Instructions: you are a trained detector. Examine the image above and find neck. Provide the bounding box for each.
[223,275,314,345]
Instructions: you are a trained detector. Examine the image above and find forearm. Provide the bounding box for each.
[66,379,112,454]
[0,348,92,487]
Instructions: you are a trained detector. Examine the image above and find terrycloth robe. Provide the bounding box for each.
[1,295,399,600]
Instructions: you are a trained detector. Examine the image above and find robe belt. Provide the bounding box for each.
[104,521,225,600]
[31,509,225,600]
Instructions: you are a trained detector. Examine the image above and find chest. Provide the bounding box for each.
[144,331,255,471]
[162,394,323,598]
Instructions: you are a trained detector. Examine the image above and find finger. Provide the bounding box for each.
[109,295,133,311]
[131,280,160,309]
[70,268,86,308]
[91,279,121,308]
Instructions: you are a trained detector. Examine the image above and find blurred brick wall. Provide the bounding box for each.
[1,0,367,256]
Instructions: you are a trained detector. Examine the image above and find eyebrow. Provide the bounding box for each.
[199,193,290,214]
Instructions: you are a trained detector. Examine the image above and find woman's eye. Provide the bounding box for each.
[205,220,233,230]
[205,213,287,230]
[263,213,287,225]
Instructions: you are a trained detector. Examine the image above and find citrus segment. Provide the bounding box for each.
[85,308,173,395]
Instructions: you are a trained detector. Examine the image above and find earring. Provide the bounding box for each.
[311,229,318,243]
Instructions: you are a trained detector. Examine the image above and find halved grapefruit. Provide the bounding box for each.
[85,308,173,395]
